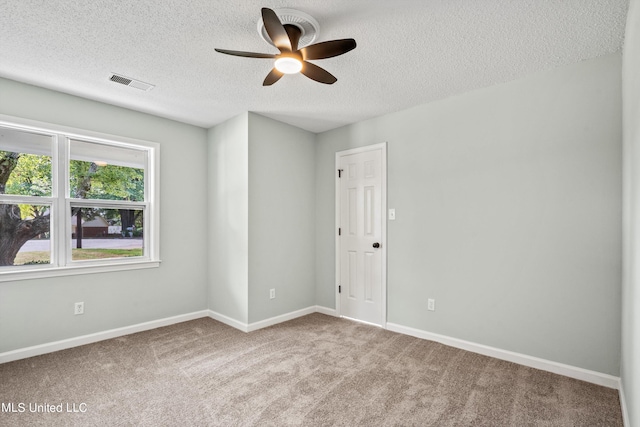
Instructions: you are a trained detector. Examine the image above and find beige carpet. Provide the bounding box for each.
[0,314,622,426]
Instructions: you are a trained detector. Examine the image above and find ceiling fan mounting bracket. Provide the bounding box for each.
[257,8,320,49]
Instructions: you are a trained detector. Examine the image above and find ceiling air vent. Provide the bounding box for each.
[109,74,155,91]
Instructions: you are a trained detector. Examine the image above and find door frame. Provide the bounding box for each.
[335,142,387,327]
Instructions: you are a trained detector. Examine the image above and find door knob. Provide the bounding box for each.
[373,242,380,248]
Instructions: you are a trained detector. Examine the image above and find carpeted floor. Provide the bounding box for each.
[0,313,623,426]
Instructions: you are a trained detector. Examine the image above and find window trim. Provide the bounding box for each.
[0,114,160,282]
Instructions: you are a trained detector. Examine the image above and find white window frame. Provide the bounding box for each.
[0,114,160,282]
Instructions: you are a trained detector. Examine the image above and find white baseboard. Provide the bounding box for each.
[619,382,630,427]
[207,310,249,332]
[386,322,620,390]
[0,310,210,364]
[247,306,317,332]
[1,307,333,364]
[5,308,619,396]
[315,306,338,317]
[207,306,323,333]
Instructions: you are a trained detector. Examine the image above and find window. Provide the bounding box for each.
[0,115,159,281]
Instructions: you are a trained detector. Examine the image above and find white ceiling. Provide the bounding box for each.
[0,1,629,133]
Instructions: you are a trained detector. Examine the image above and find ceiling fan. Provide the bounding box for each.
[215,8,356,86]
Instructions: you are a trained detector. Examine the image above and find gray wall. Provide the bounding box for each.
[0,78,209,352]
[316,53,622,375]
[207,113,249,323]
[0,47,625,389]
[622,0,640,424]
[207,112,316,325]
[248,113,316,323]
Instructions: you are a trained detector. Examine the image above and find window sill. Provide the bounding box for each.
[0,260,161,283]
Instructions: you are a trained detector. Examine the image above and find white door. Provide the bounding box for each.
[337,143,386,326]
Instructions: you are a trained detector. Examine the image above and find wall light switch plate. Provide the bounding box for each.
[389,209,396,220]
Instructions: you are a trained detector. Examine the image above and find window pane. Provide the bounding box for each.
[70,207,143,261]
[1,202,51,266]
[0,127,53,197]
[69,139,145,201]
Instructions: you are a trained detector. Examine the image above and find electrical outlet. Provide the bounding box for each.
[74,302,84,315]
[270,289,276,299]
[427,299,435,311]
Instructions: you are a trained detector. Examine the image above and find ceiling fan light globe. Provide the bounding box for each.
[275,57,303,74]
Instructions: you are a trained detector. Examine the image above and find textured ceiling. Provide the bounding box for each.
[0,0,629,133]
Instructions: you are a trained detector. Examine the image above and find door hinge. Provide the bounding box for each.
[338,227,341,236]
[338,169,343,178]
[338,285,341,293]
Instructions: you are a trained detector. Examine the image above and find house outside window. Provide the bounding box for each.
[0,116,160,281]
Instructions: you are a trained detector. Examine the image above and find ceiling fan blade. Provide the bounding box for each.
[214,48,275,59]
[301,61,337,85]
[284,24,302,51]
[263,68,284,86]
[300,39,357,60]
[261,8,292,52]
